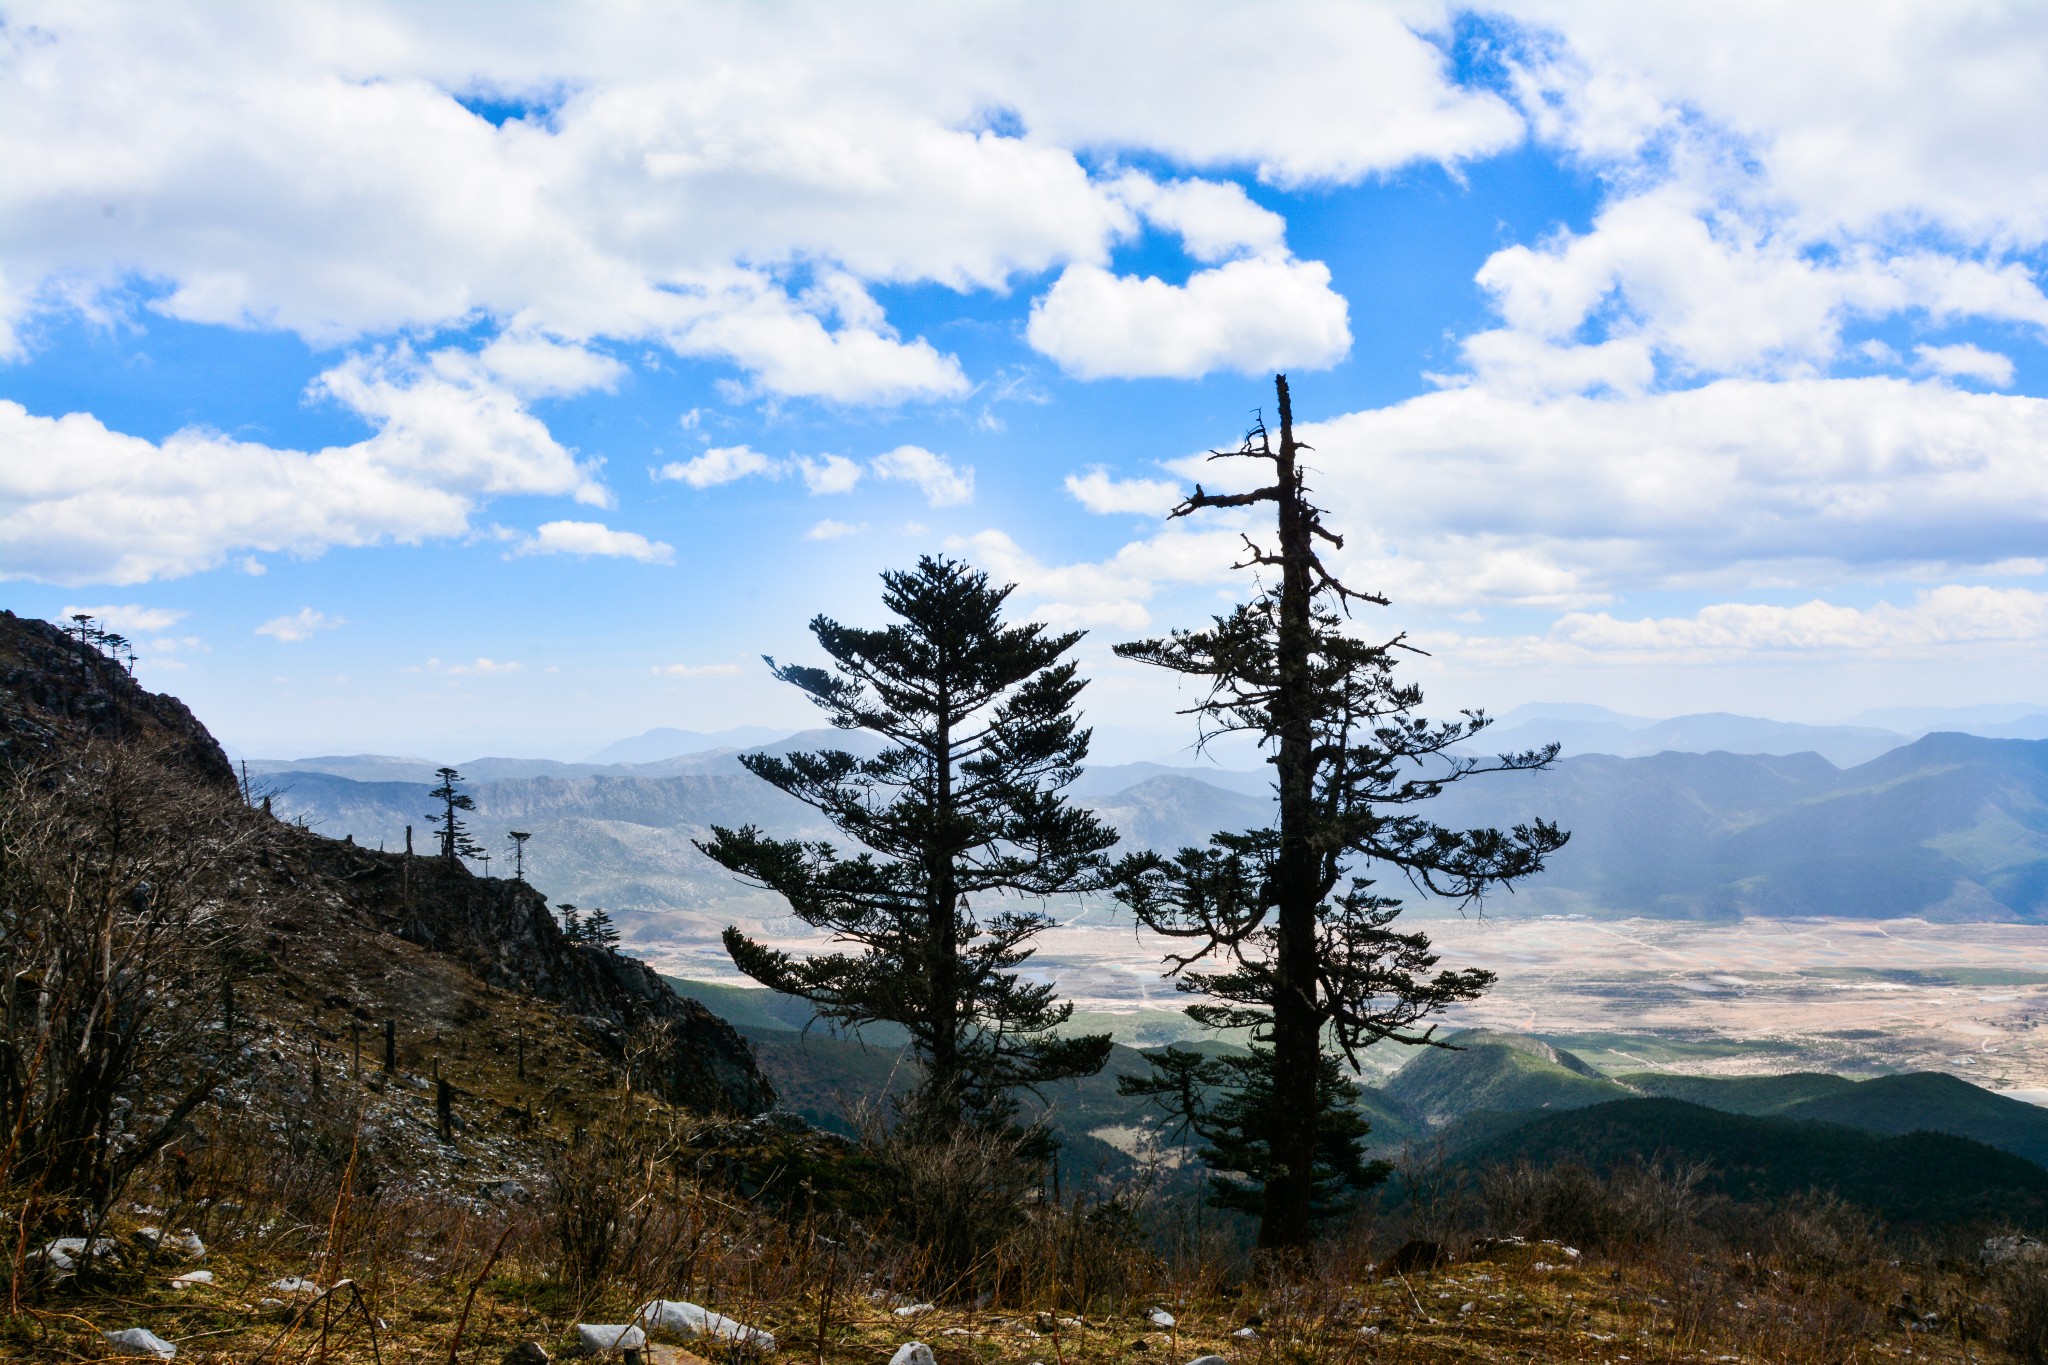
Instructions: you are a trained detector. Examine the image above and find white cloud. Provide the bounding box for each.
[1027,255,1351,380]
[1081,377,2048,615]
[1064,468,1184,516]
[873,445,974,507]
[1915,343,2015,389]
[0,4,1517,402]
[515,520,674,563]
[476,332,626,398]
[796,454,863,495]
[57,604,188,634]
[655,446,867,495]
[652,445,778,489]
[0,346,605,586]
[652,662,743,677]
[1432,586,2048,666]
[952,524,1244,630]
[256,608,342,643]
[806,518,865,541]
[1501,3,2048,247]
[1108,173,1287,262]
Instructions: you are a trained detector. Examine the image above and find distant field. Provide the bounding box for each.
[655,913,2048,1095]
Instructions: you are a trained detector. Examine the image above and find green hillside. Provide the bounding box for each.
[1616,1070,1854,1114]
[1382,1030,1629,1124]
[1462,1098,2048,1229]
[1779,1070,2048,1168]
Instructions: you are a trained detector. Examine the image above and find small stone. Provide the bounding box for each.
[1187,1356,1230,1365]
[268,1277,320,1296]
[1147,1308,1176,1328]
[168,1270,213,1288]
[503,1342,550,1365]
[1232,1326,1259,1338]
[894,1303,936,1317]
[888,1344,936,1365]
[104,1327,177,1359]
[575,1324,645,1354]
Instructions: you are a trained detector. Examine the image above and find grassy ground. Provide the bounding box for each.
[13,1212,2009,1363]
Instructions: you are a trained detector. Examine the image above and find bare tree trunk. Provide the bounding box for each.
[1260,374,1321,1251]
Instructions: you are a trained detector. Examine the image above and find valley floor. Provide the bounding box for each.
[651,913,2048,1093]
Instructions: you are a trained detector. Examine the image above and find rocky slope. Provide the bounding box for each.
[0,609,771,1119]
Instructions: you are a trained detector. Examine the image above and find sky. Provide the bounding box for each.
[3,1,2046,761]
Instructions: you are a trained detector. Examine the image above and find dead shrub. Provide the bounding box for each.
[1479,1156,1708,1254]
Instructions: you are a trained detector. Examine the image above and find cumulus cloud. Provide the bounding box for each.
[0,4,1517,402]
[1430,586,2048,666]
[0,347,606,586]
[873,446,974,507]
[57,604,188,634]
[1273,378,2048,608]
[806,518,865,541]
[1065,468,1184,516]
[1108,173,1287,262]
[796,454,863,495]
[652,445,778,489]
[1027,255,1351,380]
[654,446,865,496]
[1915,343,2015,388]
[514,520,674,563]
[475,332,626,398]
[952,524,1243,630]
[256,608,342,643]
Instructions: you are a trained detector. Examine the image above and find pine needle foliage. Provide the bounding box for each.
[426,766,483,864]
[701,556,1119,1139]
[1109,374,1569,1248]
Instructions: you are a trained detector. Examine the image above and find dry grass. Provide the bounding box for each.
[6,1102,2031,1365]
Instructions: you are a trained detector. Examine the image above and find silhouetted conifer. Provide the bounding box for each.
[701,555,1118,1140]
[426,766,483,863]
[1110,374,1568,1249]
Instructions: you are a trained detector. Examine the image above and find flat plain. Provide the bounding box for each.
[649,906,2048,1093]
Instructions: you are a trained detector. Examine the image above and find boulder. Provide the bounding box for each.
[574,1324,645,1354]
[639,1299,776,1353]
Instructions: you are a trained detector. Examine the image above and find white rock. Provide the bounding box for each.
[268,1277,320,1296]
[575,1324,645,1354]
[166,1231,206,1260]
[894,1303,936,1318]
[104,1327,176,1359]
[1232,1326,1259,1338]
[888,1344,937,1365]
[1187,1356,1230,1365]
[168,1270,214,1287]
[1148,1308,1176,1328]
[1561,1246,1581,1260]
[42,1235,117,1271]
[639,1300,776,1353]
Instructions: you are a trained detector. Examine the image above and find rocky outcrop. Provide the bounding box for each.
[0,609,773,1117]
[294,837,772,1113]
[0,610,237,790]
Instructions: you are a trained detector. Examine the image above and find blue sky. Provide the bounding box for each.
[4,2,2046,759]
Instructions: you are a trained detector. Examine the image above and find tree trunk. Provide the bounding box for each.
[926,686,961,1130]
[1260,374,1321,1251]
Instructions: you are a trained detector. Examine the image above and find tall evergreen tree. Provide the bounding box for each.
[426,766,483,864]
[701,556,1119,1137]
[1110,375,1568,1249]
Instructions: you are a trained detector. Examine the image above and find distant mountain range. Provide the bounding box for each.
[257,727,2048,926]
[1478,701,2048,768]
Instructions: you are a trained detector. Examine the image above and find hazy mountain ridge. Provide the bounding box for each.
[263,728,2048,928]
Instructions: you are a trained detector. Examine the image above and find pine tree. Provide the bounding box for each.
[557,903,584,942]
[701,555,1119,1139]
[1121,1043,1383,1220]
[583,907,621,951]
[426,766,483,864]
[1109,374,1568,1249]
